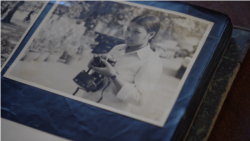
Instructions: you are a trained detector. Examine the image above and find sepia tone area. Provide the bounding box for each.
[185,2,250,141]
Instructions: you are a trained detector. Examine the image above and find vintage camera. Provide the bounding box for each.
[91,55,116,68]
[73,55,116,92]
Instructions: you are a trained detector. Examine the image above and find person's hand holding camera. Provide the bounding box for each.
[88,54,126,92]
[88,54,109,68]
[91,59,117,78]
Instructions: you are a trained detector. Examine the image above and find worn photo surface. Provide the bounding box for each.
[1,1,47,69]
[4,1,213,126]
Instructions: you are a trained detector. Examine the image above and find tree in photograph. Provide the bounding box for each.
[1,4,9,16]
[67,3,83,19]
[0,0,4,5]
[53,5,68,21]
[1,1,24,23]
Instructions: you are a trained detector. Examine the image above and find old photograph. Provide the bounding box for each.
[1,1,47,69]
[4,1,213,127]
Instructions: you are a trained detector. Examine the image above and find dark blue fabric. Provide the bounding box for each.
[1,1,229,141]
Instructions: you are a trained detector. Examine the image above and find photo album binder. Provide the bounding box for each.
[185,26,250,141]
[1,1,233,141]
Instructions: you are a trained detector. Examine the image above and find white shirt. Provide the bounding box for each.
[82,44,163,111]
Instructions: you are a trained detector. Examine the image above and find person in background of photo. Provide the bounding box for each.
[23,10,35,23]
[83,15,163,112]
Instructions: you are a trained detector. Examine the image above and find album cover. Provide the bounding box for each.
[3,1,213,127]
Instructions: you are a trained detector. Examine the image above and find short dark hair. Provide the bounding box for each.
[131,15,160,38]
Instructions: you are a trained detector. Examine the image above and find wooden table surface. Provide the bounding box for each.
[185,2,250,141]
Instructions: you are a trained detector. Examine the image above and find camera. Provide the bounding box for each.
[73,55,116,92]
[92,55,116,68]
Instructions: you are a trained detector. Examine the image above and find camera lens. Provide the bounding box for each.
[92,56,101,67]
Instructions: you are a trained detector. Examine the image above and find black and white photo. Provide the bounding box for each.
[1,1,47,69]
[4,1,213,127]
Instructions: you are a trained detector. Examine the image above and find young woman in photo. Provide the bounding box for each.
[83,15,163,111]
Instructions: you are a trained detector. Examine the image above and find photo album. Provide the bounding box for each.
[1,1,233,141]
